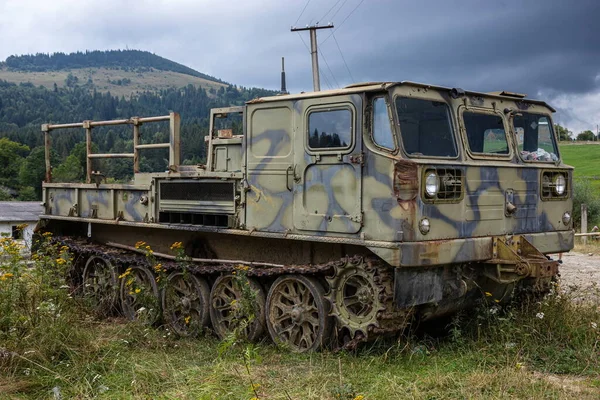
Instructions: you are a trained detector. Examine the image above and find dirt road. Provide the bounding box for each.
[558,251,600,292]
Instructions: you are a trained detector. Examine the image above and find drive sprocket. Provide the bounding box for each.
[326,256,394,342]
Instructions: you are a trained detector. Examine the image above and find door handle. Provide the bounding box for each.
[286,165,293,191]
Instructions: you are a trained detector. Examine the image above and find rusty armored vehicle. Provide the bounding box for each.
[38,82,574,351]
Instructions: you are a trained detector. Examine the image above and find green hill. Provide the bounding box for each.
[1,50,222,82]
[0,50,229,97]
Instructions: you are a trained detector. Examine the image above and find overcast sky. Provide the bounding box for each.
[0,0,599,134]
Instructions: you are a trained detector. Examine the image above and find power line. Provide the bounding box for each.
[318,48,340,88]
[294,0,312,27]
[320,0,365,45]
[319,0,344,23]
[332,33,355,83]
[330,0,348,20]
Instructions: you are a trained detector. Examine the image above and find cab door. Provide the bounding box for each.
[292,94,363,234]
[245,102,295,232]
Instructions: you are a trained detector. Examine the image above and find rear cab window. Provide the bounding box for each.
[513,113,558,162]
[395,97,457,158]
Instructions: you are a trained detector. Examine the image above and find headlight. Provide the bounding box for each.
[554,174,566,195]
[425,172,439,198]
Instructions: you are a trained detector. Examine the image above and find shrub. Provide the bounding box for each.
[572,178,600,230]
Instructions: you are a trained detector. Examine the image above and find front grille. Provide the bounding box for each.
[158,212,230,227]
[160,182,233,202]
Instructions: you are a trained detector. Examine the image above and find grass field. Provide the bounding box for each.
[559,142,600,192]
[2,315,599,400]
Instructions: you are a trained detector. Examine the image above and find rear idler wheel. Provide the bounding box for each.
[265,275,332,352]
[119,265,160,324]
[162,271,210,337]
[82,255,118,315]
[209,274,266,341]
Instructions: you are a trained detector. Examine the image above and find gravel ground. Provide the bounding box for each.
[557,251,600,293]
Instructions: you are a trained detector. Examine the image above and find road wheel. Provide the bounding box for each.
[162,271,210,337]
[209,274,265,341]
[82,255,118,315]
[265,275,331,352]
[119,265,160,324]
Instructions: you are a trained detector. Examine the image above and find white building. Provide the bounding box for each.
[0,201,43,253]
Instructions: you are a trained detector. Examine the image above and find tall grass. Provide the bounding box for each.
[0,233,92,385]
[0,236,599,399]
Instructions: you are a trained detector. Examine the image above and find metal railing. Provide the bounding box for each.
[42,112,180,183]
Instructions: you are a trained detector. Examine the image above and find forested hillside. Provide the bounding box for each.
[0,56,276,200]
[1,50,223,82]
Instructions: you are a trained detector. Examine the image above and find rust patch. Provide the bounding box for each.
[393,160,419,202]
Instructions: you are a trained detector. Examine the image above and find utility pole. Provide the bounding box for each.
[291,23,334,92]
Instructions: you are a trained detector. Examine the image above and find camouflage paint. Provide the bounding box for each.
[41,81,574,269]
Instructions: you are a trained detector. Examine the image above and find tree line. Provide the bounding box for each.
[554,124,599,141]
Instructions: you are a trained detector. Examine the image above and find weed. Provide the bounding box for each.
[0,232,92,394]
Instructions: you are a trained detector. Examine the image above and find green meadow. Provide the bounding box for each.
[559,143,600,191]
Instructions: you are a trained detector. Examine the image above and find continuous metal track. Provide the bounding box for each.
[55,237,410,349]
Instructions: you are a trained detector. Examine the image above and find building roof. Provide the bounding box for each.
[0,202,43,222]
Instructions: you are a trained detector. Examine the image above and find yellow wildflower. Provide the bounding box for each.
[0,273,14,281]
[134,241,146,249]
[135,288,141,294]
[250,383,260,391]
[154,264,163,273]
[170,241,183,250]
[118,268,132,279]
[354,396,365,400]
[484,292,492,297]
[184,316,191,325]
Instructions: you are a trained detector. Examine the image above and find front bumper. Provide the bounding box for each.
[368,230,573,267]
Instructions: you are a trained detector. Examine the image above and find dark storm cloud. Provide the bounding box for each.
[0,0,598,131]
[329,0,600,96]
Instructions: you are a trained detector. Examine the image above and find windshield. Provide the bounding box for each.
[463,112,509,155]
[395,97,457,157]
[513,113,558,162]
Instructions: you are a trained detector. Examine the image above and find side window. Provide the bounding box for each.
[308,109,352,149]
[372,97,395,150]
[463,112,509,155]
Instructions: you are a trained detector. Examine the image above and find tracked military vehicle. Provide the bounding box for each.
[38,81,573,351]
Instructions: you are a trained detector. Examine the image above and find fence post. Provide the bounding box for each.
[581,204,588,245]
